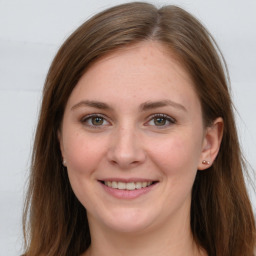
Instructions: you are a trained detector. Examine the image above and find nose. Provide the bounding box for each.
[107,125,146,169]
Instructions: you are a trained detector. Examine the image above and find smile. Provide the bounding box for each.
[99,179,158,199]
[104,181,153,190]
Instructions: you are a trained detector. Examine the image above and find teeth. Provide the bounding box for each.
[112,181,118,188]
[142,182,147,188]
[104,181,153,190]
[126,182,135,190]
[135,182,142,189]
[117,182,126,190]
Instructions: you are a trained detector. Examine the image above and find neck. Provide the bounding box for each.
[83,212,206,256]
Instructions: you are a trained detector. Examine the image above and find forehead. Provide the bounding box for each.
[66,41,200,112]
[87,41,192,85]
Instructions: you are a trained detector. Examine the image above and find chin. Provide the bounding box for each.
[95,208,157,234]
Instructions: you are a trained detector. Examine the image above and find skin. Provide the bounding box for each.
[59,41,223,256]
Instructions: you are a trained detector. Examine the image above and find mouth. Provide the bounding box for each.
[99,180,158,191]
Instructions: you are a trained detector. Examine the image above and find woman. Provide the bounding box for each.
[22,2,256,256]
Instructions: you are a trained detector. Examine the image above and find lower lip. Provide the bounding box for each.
[100,182,157,199]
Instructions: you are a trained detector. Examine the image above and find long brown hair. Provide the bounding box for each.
[23,2,255,255]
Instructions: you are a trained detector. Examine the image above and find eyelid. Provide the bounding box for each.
[81,113,108,121]
[150,113,176,122]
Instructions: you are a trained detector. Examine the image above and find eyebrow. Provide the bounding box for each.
[71,100,113,111]
[140,100,187,112]
[71,99,187,112]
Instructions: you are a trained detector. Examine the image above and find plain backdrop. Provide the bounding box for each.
[0,0,255,255]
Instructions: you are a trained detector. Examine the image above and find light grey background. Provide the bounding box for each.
[0,0,255,255]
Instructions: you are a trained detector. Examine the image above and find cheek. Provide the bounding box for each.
[63,132,105,176]
[63,133,106,207]
[147,132,202,176]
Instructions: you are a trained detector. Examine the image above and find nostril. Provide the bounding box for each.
[110,160,118,165]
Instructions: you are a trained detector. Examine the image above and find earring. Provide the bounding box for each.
[202,160,210,165]
[62,159,67,166]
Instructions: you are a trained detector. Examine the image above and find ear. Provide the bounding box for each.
[198,117,224,170]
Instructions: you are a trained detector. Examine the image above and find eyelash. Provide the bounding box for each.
[81,114,111,129]
[145,114,176,128]
[80,113,176,129]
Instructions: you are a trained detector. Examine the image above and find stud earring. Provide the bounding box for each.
[202,160,210,165]
[62,159,67,166]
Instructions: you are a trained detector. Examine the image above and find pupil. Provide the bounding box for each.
[92,117,103,125]
[154,117,166,126]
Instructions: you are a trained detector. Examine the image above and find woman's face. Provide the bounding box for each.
[59,41,209,234]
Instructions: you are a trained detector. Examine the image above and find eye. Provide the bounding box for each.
[81,114,110,128]
[145,114,176,127]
